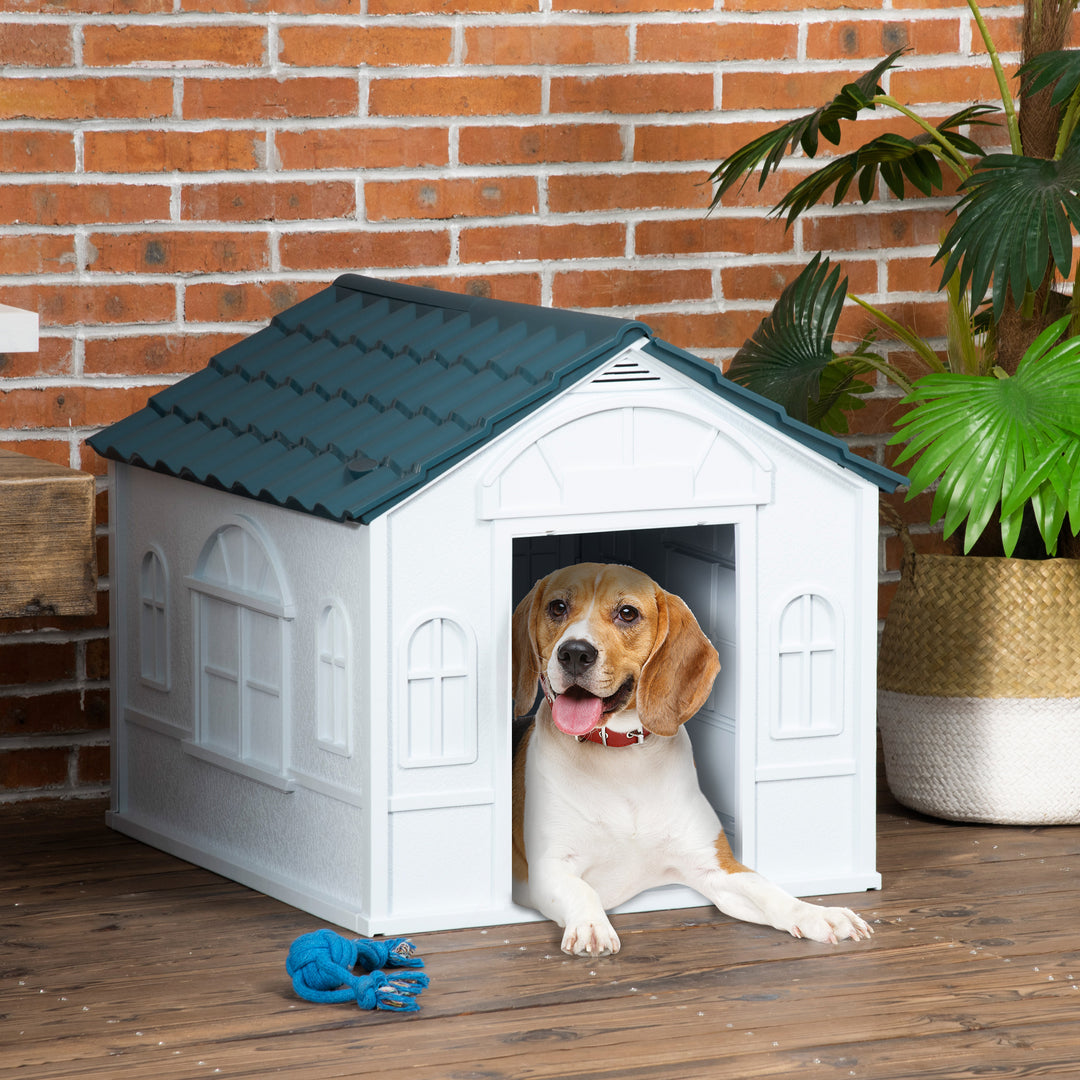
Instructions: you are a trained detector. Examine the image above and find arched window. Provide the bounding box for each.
[189,523,289,776]
[317,603,351,756]
[402,615,477,768]
[139,548,169,689]
[775,593,842,737]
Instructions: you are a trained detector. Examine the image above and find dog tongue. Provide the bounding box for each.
[551,687,604,736]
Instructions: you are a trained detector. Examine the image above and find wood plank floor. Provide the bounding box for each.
[5,793,1080,1080]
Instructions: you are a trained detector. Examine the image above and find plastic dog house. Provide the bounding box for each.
[90,275,901,935]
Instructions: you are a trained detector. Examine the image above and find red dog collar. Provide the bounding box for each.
[578,726,650,748]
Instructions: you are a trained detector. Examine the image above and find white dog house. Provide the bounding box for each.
[90,274,901,935]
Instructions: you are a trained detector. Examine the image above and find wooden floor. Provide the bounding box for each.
[5,796,1080,1080]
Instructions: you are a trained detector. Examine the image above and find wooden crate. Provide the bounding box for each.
[0,448,96,618]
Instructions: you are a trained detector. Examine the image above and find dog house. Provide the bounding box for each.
[89,274,901,935]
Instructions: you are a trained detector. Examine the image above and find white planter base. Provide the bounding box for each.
[878,691,1080,825]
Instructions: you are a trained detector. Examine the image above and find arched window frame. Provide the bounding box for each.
[184,517,295,790]
[772,591,843,739]
[399,613,478,769]
[138,546,170,691]
[317,601,352,757]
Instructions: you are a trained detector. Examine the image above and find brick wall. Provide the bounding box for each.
[0,0,1015,798]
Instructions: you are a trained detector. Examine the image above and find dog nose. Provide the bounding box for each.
[557,639,597,676]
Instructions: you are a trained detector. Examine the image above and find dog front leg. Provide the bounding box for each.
[699,868,873,943]
[528,857,621,957]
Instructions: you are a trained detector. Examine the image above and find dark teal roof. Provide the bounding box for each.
[88,274,901,523]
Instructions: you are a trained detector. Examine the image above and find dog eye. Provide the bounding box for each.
[547,599,568,619]
[616,605,639,624]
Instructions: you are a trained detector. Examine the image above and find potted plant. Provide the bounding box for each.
[709,0,1080,823]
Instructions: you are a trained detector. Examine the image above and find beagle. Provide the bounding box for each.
[511,562,873,957]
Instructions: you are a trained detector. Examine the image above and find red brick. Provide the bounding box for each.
[0,76,172,120]
[0,283,175,326]
[723,68,884,112]
[0,131,77,172]
[804,207,945,253]
[370,75,541,118]
[85,637,110,682]
[183,76,358,120]
[88,230,270,275]
[646,309,767,351]
[0,337,74,379]
[365,176,537,222]
[548,171,711,214]
[0,234,76,275]
[279,229,451,271]
[392,272,541,305]
[275,127,448,170]
[636,217,791,257]
[0,384,167,429]
[83,24,265,66]
[279,25,451,67]
[0,183,170,226]
[0,747,69,790]
[76,743,111,785]
[85,129,265,173]
[553,0,707,9]
[183,280,326,324]
[459,123,622,165]
[84,332,242,376]
[551,73,713,115]
[637,22,797,62]
[635,120,780,164]
[463,24,629,65]
[721,259,876,303]
[551,268,712,309]
[369,0,536,11]
[890,65,1004,106]
[181,0,360,10]
[0,642,77,687]
[460,222,626,264]
[0,689,108,735]
[182,181,354,222]
[975,15,1023,53]
[0,23,73,66]
[806,19,961,60]
[727,0,876,11]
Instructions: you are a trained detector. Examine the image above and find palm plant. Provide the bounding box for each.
[710,0,1080,557]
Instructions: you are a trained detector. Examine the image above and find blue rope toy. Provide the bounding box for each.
[286,928,429,1012]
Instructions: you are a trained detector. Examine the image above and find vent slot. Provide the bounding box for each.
[591,359,662,384]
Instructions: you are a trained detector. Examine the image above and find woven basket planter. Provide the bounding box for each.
[877,539,1080,824]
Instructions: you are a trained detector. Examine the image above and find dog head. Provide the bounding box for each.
[511,562,720,738]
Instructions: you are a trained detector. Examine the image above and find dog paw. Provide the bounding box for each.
[562,920,621,957]
[790,904,873,944]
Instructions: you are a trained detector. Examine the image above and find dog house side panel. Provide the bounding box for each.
[749,443,881,892]
[108,469,382,928]
[378,464,512,930]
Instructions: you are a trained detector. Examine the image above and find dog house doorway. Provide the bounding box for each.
[512,523,740,858]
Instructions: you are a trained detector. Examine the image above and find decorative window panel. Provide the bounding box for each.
[402,616,477,768]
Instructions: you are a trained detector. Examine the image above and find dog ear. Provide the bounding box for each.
[636,588,720,736]
[511,580,543,718]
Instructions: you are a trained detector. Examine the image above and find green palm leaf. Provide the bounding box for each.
[1018,49,1080,108]
[707,50,906,213]
[726,255,868,433]
[891,320,1080,554]
[935,133,1080,320]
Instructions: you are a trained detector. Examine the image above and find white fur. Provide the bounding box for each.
[517,707,873,958]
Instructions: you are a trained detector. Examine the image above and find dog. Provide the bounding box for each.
[511,562,873,957]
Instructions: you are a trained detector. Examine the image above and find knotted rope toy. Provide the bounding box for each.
[286,928,429,1012]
